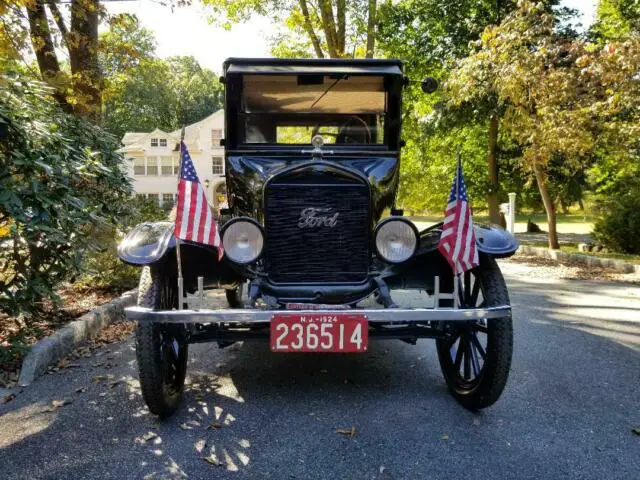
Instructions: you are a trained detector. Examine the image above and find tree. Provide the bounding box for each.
[447,1,639,249]
[0,0,103,120]
[100,17,223,138]
[0,70,132,315]
[202,0,378,58]
[378,0,521,221]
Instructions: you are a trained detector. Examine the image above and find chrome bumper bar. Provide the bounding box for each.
[124,305,511,324]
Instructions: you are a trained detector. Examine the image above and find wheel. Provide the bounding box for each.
[135,267,188,418]
[225,282,244,308]
[436,256,513,410]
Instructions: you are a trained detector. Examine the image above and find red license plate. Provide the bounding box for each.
[270,313,368,353]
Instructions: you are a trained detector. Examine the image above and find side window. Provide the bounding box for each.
[133,158,145,175]
[212,156,224,175]
[150,138,159,147]
[162,193,175,209]
[147,193,159,205]
[160,156,174,176]
[146,157,158,176]
[211,129,223,148]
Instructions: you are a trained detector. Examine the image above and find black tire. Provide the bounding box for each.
[135,268,188,418]
[436,256,513,410]
[225,283,244,308]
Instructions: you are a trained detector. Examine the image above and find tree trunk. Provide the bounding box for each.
[299,0,324,58]
[533,163,560,249]
[26,1,71,112]
[365,0,377,58]
[318,0,340,57]
[336,0,346,54]
[69,0,102,122]
[487,115,500,224]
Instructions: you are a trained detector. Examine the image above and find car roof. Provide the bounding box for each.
[223,57,403,76]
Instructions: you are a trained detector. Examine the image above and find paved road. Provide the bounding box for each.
[1,260,639,480]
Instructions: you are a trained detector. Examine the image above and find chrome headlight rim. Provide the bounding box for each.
[220,217,265,265]
[373,217,419,264]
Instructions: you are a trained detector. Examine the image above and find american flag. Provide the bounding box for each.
[438,158,479,274]
[175,141,223,260]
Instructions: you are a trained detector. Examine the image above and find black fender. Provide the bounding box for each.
[118,222,176,266]
[117,221,242,289]
[415,223,518,258]
[381,223,518,290]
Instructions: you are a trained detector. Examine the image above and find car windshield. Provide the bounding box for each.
[239,74,387,145]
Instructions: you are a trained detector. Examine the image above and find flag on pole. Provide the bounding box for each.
[438,157,479,274]
[175,141,223,260]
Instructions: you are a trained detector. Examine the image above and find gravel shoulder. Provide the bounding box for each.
[1,257,639,480]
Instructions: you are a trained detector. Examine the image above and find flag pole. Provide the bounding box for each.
[175,126,185,307]
[454,148,462,309]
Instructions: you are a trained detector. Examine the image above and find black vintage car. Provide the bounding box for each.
[119,58,518,418]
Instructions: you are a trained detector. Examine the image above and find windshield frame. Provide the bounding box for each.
[223,67,403,152]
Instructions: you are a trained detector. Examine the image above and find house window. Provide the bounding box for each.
[162,193,176,209]
[212,156,224,175]
[150,138,158,147]
[211,129,223,148]
[159,138,167,147]
[161,156,178,176]
[133,158,145,176]
[146,156,158,176]
[147,193,159,205]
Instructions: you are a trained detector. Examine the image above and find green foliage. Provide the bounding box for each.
[593,183,640,254]
[592,0,640,41]
[76,197,168,292]
[0,72,132,316]
[100,16,223,139]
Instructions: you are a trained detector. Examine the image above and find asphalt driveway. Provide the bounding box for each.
[1,259,639,479]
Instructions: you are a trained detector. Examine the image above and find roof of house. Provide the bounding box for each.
[118,109,224,154]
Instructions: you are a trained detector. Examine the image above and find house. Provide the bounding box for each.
[118,109,227,210]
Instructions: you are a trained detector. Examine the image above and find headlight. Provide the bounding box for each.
[221,217,264,264]
[374,217,418,263]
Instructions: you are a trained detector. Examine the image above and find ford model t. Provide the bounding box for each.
[120,58,518,417]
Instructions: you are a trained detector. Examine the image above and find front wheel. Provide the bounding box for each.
[436,256,513,410]
[135,268,189,418]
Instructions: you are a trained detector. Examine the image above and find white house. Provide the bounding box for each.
[118,109,227,210]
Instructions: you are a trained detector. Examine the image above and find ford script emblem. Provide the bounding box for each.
[298,207,339,228]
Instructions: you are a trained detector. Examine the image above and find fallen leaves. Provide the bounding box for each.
[441,434,449,441]
[74,386,87,393]
[207,422,223,430]
[44,398,73,412]
[1,392,16,404]
[632,427,640,436]
[336,426,357,438]
[203,454,221,466]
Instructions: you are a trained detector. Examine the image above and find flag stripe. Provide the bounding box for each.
[174,142,223,258]
[438,159,479,275]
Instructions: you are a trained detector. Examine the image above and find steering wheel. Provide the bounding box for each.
[312,116,372,144]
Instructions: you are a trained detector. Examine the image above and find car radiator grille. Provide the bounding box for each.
[264,182,370,283]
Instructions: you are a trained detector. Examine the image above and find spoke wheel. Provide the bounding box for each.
[436,256,513,410]
[135,268,189,418]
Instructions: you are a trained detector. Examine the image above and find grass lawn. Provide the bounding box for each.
[524,241,640,265]
[411,213,597,235]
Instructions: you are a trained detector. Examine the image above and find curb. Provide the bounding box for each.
[517,245,638,274]
[18,289,138,387]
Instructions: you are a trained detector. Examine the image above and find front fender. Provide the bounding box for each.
[117,221,176,266]
[381,223,518,290]
[417,223,518,258]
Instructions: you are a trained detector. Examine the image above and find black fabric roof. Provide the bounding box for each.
[223,58,403,76]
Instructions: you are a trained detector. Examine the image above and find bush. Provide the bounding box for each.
[592,192,640,254]
[76,197,169,291]
[0,74,132,316]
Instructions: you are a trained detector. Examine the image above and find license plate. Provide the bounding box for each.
[270,313,368,353]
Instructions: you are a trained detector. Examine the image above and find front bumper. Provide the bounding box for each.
[125,304,511,324]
